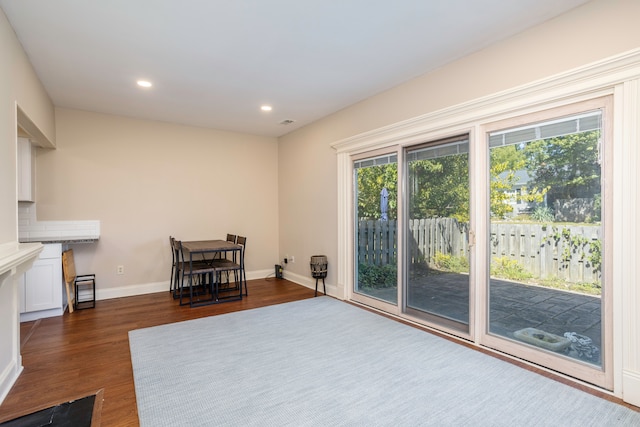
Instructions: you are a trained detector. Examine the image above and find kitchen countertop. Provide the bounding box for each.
[19,236,99,244]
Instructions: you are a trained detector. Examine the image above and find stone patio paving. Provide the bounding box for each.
[360,271,602,364]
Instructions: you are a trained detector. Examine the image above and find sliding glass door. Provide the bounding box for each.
[404,136,470,333]
[348,98,612,389]
[483,98,612,389]
[353,152,398,308]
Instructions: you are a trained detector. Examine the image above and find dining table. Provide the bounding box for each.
[181,239,244,306]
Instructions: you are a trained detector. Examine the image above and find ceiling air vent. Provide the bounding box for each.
[279,119,295,125]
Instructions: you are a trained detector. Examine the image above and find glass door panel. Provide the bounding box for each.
[487,109,607,376]
[354,153,398,305]
[405,136,470,332]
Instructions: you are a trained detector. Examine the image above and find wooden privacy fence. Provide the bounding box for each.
[490,222,601,284]
[357,219,398,266]
[357,218,601,283]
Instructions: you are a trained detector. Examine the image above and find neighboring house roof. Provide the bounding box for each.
[497,170,532,190]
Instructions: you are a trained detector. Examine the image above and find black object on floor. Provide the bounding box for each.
[0,395,95,427]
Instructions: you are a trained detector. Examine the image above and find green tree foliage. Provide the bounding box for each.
[408,153,469,221]
[405,146,545,222]
[356,131,599,223]
[490,145,547,219]
[356,163,397,220]
[524,131,601,206]
[491,143,525,170]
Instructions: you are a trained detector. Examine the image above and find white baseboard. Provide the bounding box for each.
[97,281,168,300]
[283,271,336,297]
[20,307,64,322]
[95,269,282,301]
[246,269,275,282]
[623,370,640,407]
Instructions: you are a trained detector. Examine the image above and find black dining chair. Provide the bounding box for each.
[175,239,216,307]
[210,235,247,297]
[216,233,237,285]
[170,236,197,299]
[169,236,180,295]
[236,236,248,296]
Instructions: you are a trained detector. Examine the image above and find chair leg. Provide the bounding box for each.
[179,273,190,306]
[171,264,179,293]
[173,265,185,299]
[189,274,195,308]
[241,268,248,296]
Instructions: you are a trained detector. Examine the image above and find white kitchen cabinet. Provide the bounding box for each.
[20,243,65,321]
[17,137,35,202]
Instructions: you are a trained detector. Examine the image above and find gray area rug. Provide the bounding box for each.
[129,297,640,426]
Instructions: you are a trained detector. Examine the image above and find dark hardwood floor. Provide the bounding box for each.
[1,278,637,425]
[0,278,316,426]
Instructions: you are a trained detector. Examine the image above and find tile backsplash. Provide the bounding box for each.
[19,203,100,242]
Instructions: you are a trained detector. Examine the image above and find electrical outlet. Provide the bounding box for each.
[117,265,124,275]
[290,255,295,263]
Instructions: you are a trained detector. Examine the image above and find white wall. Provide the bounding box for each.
[34,108,280,297]
[0,9,54,244]
[0,7,54,405]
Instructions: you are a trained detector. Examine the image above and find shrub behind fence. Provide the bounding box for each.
[357,218,601,284]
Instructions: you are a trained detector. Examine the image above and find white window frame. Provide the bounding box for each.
[350,147,402,315]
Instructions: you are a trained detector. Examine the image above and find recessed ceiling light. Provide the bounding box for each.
[261,105,272,112]
[137,80,152,88]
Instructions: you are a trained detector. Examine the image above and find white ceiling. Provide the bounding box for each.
[1,0,590,137]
